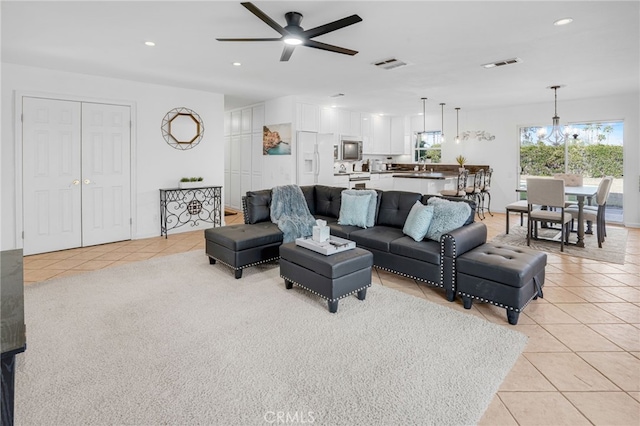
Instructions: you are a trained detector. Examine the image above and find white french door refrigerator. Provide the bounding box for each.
[297,131,335,186]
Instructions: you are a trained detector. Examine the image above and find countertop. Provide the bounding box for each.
[392,172,449,179]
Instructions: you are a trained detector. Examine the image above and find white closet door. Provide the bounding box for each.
[22,98,132,255]
[81,103,131,246]
[22,97,82,255]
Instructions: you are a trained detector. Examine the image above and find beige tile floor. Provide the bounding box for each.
[24,210,640,425]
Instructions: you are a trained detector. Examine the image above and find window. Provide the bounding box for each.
[519,120,624,222]
[414,131,441,163]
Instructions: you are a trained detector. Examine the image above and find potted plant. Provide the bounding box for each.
[179,176,204,189]
[455,155,467,171]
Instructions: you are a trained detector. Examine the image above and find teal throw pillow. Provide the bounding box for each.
[341,189,378,227]
[425,198,471,241]
[402,201,435,242]
[338,192,373,228]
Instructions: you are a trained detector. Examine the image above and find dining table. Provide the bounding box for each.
[516,185,598,248]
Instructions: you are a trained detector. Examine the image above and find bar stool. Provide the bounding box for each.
[480,168,493,217]
[465,169,484,219]
[440,169,468,197]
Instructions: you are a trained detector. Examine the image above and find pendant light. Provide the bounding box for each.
[455,107,461,144]
[439,103,446,143]
[419,97,428,142]
[538,85,568,144]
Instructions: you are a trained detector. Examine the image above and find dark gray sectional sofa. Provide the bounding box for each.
[205,185,487,302]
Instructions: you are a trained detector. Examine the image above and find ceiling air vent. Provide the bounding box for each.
[482,57,523,69]
[373,58,408,70]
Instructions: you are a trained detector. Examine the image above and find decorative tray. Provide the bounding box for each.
[295,235,356,256]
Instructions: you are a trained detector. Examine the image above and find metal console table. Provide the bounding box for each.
[159,186,222,238]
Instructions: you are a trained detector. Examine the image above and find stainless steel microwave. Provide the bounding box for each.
[340,137,363,161]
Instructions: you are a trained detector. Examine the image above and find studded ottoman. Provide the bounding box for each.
[205,223,283,279]
[456,243,546,325]
[279,242,373,313]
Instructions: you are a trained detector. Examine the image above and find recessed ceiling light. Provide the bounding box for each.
[554,17,573,26]
[331,105,337,108]
[144,41,155,47]
[232,62,242,67]
[378,113,384,116]
[418,112,424,116]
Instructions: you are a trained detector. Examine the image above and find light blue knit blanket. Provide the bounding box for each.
[270,185,317,243]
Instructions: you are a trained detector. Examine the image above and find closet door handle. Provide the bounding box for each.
[84,179,93,185]
[70,179,80,187]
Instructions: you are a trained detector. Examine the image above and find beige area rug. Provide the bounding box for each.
[15,251,528,425]
[492,225,627,264]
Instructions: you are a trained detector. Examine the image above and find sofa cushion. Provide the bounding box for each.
[389,237,441,264]
[328,223,363,239]
[376,191,422,228]
[338,191,372,228]
[244,189,272,224]
[300,185,316,215]
[402,201,435,242]
[204,222,282,251]
[341,189,378,227]
[422,194,476,226]
[349,226,405,252]
[315,185,344,219]
[425,198,472,241]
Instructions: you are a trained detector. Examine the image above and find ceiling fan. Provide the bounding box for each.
[216,2,362,61]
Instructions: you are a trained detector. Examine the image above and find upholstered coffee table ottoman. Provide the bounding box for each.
[456,243,546,325]
[205,223,283,279]
[279,242,373,313]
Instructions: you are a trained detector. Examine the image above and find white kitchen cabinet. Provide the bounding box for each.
[240,135,252,174]
[361,114,372,153]
[252,104,264,133]
[230,136,241,173]
[241,108,252,134]
[224,112,231,136]
[296,103,319,132]
[231,111,241,135]
[333,174,349,187]
[390,116,406,154]
[372,115,391,154]
[319,107,335,134]
[337,109,361,136]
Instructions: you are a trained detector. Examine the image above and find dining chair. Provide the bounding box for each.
[480,168,493,218]
[553,173,584,207]
[440,169,468,197]
[566,176,613,248]
[505,199,539,234]
[465,169,484,219]
[526,178,572,252]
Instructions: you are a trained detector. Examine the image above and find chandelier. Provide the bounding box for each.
[538,85,569,144]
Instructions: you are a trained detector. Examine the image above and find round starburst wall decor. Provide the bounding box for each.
[161,107,205,150]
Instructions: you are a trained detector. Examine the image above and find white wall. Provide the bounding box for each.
[441,93,640,227]
[1,63,224,250]
[261,95,296,189]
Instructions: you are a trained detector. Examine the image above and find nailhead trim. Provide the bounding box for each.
[374,265,442,288]
[457,290,538,312]
[442,234,456,294]
[212,256,280,272]
[280,274,371,302]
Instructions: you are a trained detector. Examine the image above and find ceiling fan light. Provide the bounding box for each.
[283,36,303,45]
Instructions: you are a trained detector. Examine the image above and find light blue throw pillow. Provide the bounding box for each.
[341,189,378,228]
[338,192,373,228]
[425,198,471,241]
[402,201,435,242]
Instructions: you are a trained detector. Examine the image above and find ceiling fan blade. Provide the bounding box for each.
[302,14,362,39]
[216,37,282,42]
[304,39,358,56]
[241,2,287,36]
[280,45,296,62]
